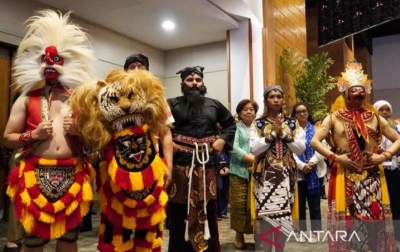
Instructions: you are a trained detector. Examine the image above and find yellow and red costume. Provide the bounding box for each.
[327,62,396,252]
[97,125,168,252]
[7,88,95,243]
[7,156,94,240]
[5,9,96,246]
[71,69,169,252]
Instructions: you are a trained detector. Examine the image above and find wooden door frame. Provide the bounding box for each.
[0,42,17,219]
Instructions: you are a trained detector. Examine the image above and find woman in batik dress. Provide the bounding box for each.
[229,99,259,250]
[250,85,305,252]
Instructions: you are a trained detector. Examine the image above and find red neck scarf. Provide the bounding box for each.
[348,106,369,143]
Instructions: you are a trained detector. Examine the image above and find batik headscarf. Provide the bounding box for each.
[263,85,283,98]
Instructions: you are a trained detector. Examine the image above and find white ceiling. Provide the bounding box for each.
[30,0,250,50]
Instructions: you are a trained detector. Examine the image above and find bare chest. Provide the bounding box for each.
[332,112,379,150]
[48,99,70,119]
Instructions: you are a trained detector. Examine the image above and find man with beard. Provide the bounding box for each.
[311,61,400,252]
[3,10,95,252]
[166,66,236,252]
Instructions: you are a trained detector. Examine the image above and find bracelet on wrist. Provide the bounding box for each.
[327,153,336,162]
[384,150,394,158]
[18,131,35,145]
[382,151,392,159]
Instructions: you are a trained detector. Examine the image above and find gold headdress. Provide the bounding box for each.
[337,61,372,94]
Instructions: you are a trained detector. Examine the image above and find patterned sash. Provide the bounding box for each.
[172,133,217,153]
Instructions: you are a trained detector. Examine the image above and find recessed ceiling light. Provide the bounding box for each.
[162,20,175,30]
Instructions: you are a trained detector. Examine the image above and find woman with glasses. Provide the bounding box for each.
[291,102,326,244]
[250,86,305,252]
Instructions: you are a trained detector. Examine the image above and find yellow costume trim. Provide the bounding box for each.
[99,223,106,235]
[248,176,256,225]
[112,234,123,246]
[145,229,156,242]
[113,124,149,138]
[119,207,166,230]
[292,185,299,230]
[108,154,166,192]
[335,164,390,214]
[7,157,93,239]
[115,240,134,252]
[50,220,66,239]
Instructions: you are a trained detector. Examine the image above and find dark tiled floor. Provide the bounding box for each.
[0,198,330,252]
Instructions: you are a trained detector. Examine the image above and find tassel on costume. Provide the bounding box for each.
[370,193,381,217]
[184,219,189,241]
[346,206,353,230]
[204,219,210,240]
[82,180,93,201]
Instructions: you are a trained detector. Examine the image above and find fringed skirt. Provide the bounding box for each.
[97,154,168,252]
[6,156,94,240]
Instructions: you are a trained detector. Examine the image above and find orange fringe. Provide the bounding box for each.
[7,157,93,239]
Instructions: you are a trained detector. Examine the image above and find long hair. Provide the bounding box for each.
[291,101,314,124]
[70,80,111,152]
[13,9,96,94]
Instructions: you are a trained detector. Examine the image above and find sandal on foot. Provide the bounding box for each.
[234,240,245,250]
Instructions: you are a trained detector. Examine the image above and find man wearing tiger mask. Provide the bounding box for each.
[3,9,96,252]
[71,69,169,252]
[123,53,174,188]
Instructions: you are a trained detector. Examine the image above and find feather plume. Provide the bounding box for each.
[13,9,96,94]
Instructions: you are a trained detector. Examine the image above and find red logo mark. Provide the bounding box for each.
[258,225,282,249]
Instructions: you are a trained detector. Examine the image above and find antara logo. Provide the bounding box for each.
[258,225,361,248]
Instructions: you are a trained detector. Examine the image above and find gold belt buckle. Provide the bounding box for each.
[345,169,368,182]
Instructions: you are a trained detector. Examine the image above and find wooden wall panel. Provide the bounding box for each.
[306,7,360,110]
[263,0,276,87]
[0,58,10,150]
[265,0,307,109]
[0,57,10,212]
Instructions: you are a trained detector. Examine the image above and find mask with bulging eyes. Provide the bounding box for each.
[114,131,156,171]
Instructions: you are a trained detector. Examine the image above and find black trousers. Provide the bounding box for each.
[217,175,229,217]
[319,177,326,197]
[168,200,220,252]
[384,168,400,241]
[298,180,322,231]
